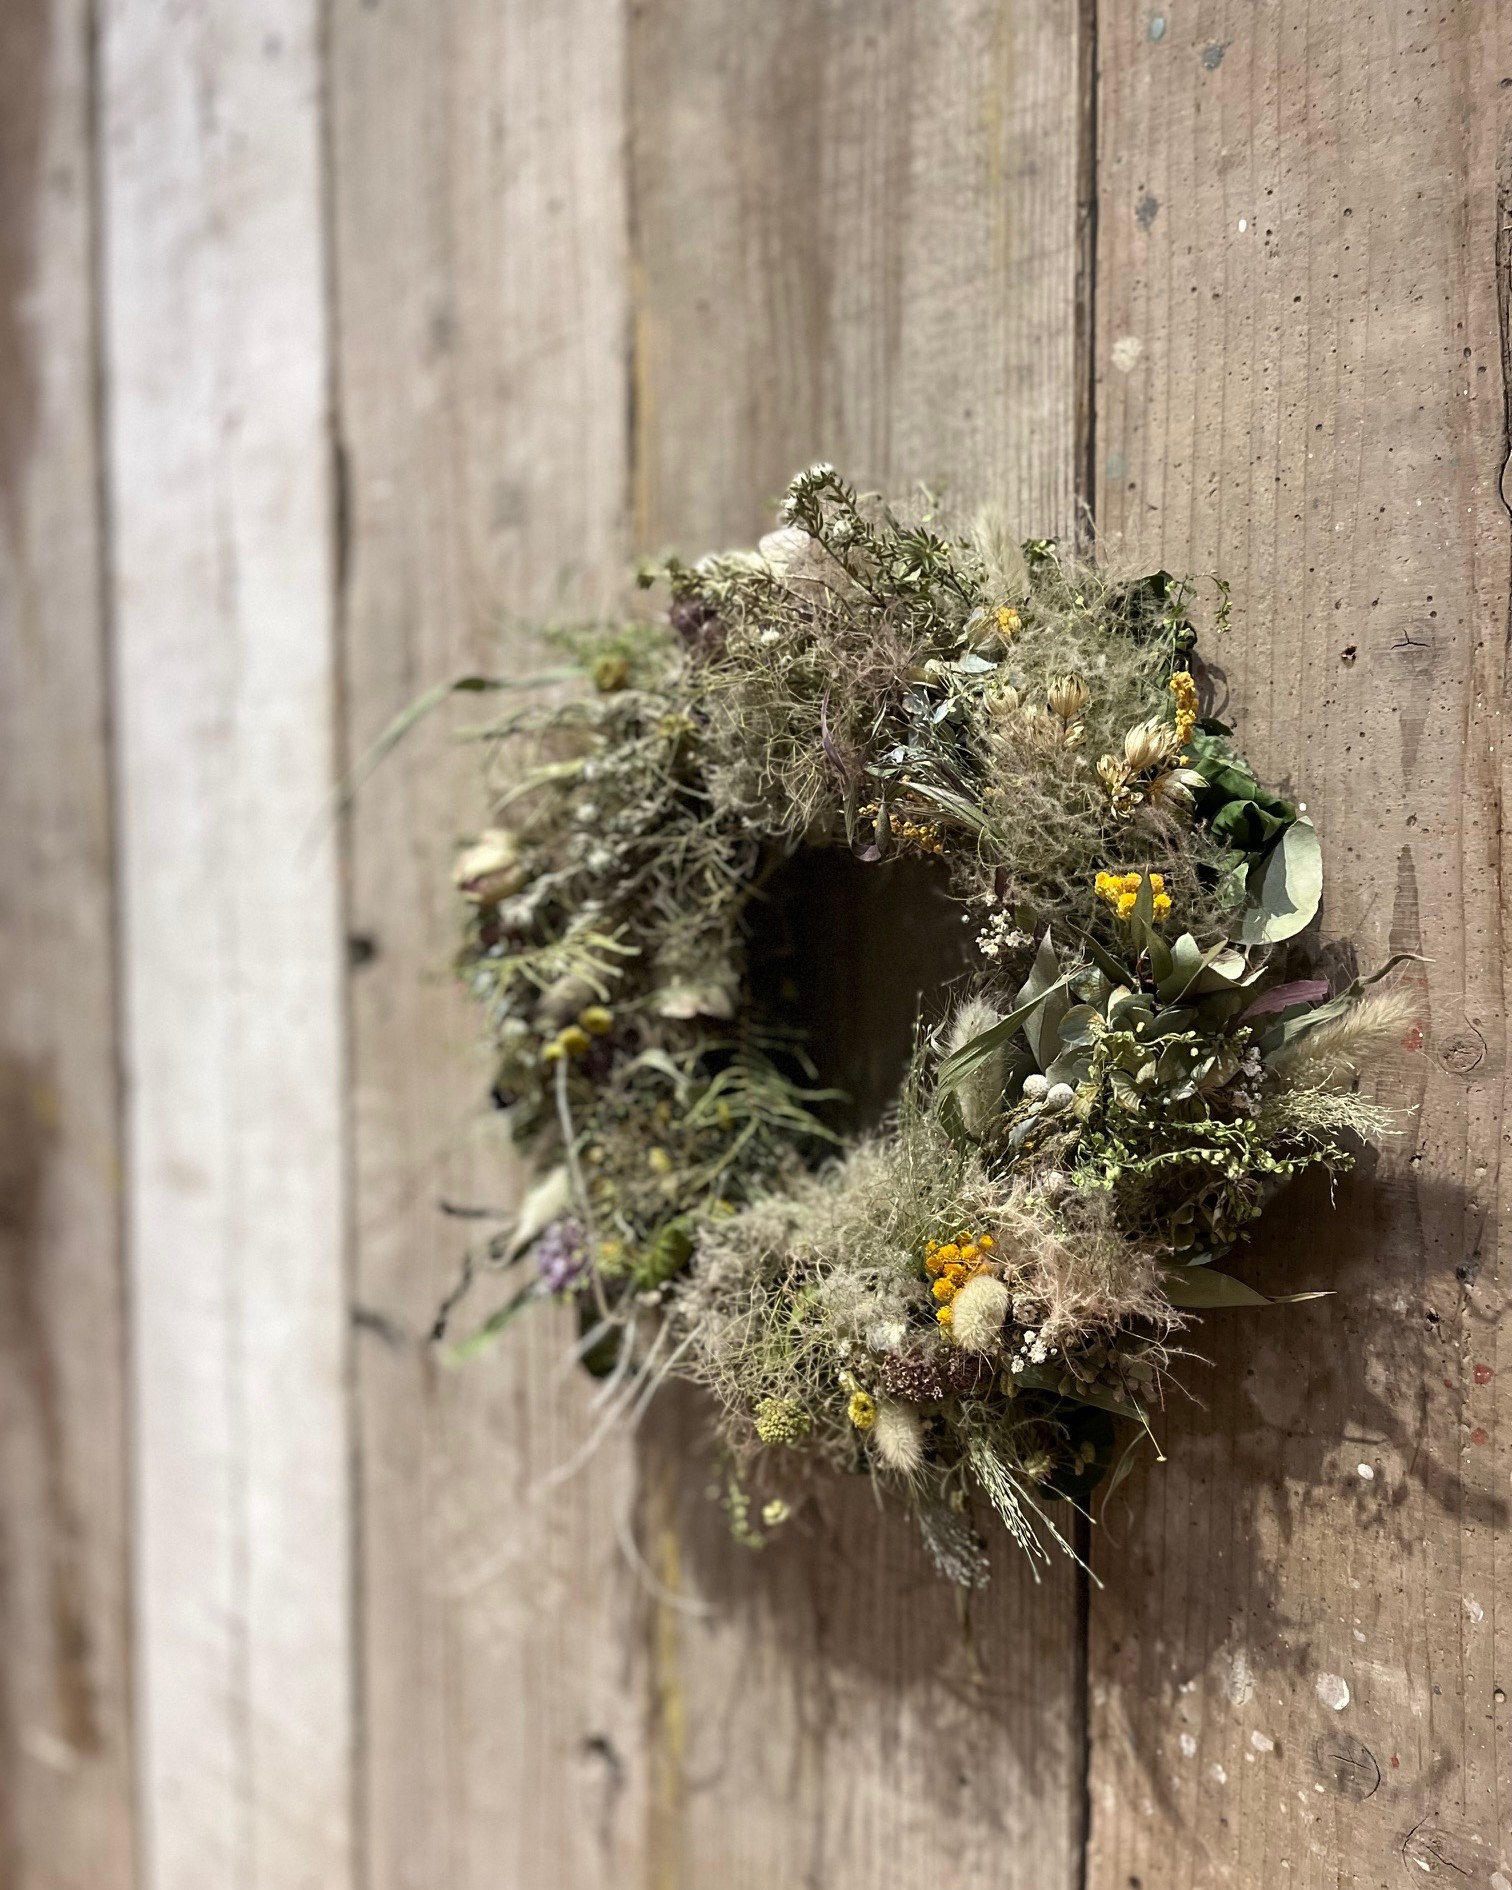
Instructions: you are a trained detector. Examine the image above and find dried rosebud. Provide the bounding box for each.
[453,828,530,904]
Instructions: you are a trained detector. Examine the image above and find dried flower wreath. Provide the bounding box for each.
[448,465,1406,1586]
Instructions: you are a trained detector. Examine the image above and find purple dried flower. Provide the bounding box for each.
[669,596,725,658]
[535,1219,588,1295]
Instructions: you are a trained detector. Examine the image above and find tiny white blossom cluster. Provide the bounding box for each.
[975,907,1032,961]
[1007,1324,1057,1375]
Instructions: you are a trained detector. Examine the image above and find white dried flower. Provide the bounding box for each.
[1147,765,1207,814]
[1022,1074,1049,1100]
[1122,717,1180,773]
[865,1318,907,1355]
[950,1274,1011,1355]
[871,1399,925,1477]
[655,978,738,1020]
[1043,1082,1075,1112]
[757,525,851,599]
[975,908,1031,961]
[1047,673,1090,720]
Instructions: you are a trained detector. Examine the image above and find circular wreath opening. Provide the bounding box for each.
[450,465,1404,1585]
[743,846,971,1138]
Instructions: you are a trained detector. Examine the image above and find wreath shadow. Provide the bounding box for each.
[627,848,1088,1814]
[622,821,1490,1837]
[1089,1149,1499,1827]
[631,1154,1495,1838]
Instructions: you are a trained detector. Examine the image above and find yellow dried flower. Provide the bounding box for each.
[647,1146,673,1176]
[592,652,630,693]
[1096,870,1173,924]
[996,606,1021,638]
[578,1005,614,1035]
[754,1396,810,1446]
[1169,670,1198,747]
[848,1390,877,1431]
[556,1025,591,1056]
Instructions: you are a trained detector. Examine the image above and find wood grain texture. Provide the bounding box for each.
[327,4,648,1885]
[630,0,1084,553]
[101,4,353,1885]
[0,1,136,1883]
[627,4,1087,1884]
[1086,6,1512,1886]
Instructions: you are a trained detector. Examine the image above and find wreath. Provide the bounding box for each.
[449,465,1406,1585]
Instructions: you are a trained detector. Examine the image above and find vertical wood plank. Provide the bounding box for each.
[101,4,354,1886]
[631,0,1082,555]
[0,1,136,1884]
[327,4,646,1885]
[627,4,1087,1885]
[1087,6,1512,1886]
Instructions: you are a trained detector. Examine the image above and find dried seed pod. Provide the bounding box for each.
[879,1349,947,1402]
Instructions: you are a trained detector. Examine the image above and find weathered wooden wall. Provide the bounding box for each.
[2,2,1508,1886]
[1083,6,1512,1886]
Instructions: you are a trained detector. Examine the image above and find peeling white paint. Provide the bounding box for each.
[1250,1729,1275,1753]
[1111,334,1145,373]
[1315,1673,1351,1711]
[1226,1648,1255,1705]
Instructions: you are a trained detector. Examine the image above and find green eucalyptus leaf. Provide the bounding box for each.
[1056,1003,1104,1050]
[1045,1047,1094,1087]
[1017,1366,1152,1426]
[1238,817,1323,944]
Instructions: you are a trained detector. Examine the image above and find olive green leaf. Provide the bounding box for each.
[1162,1264,1330,1309]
